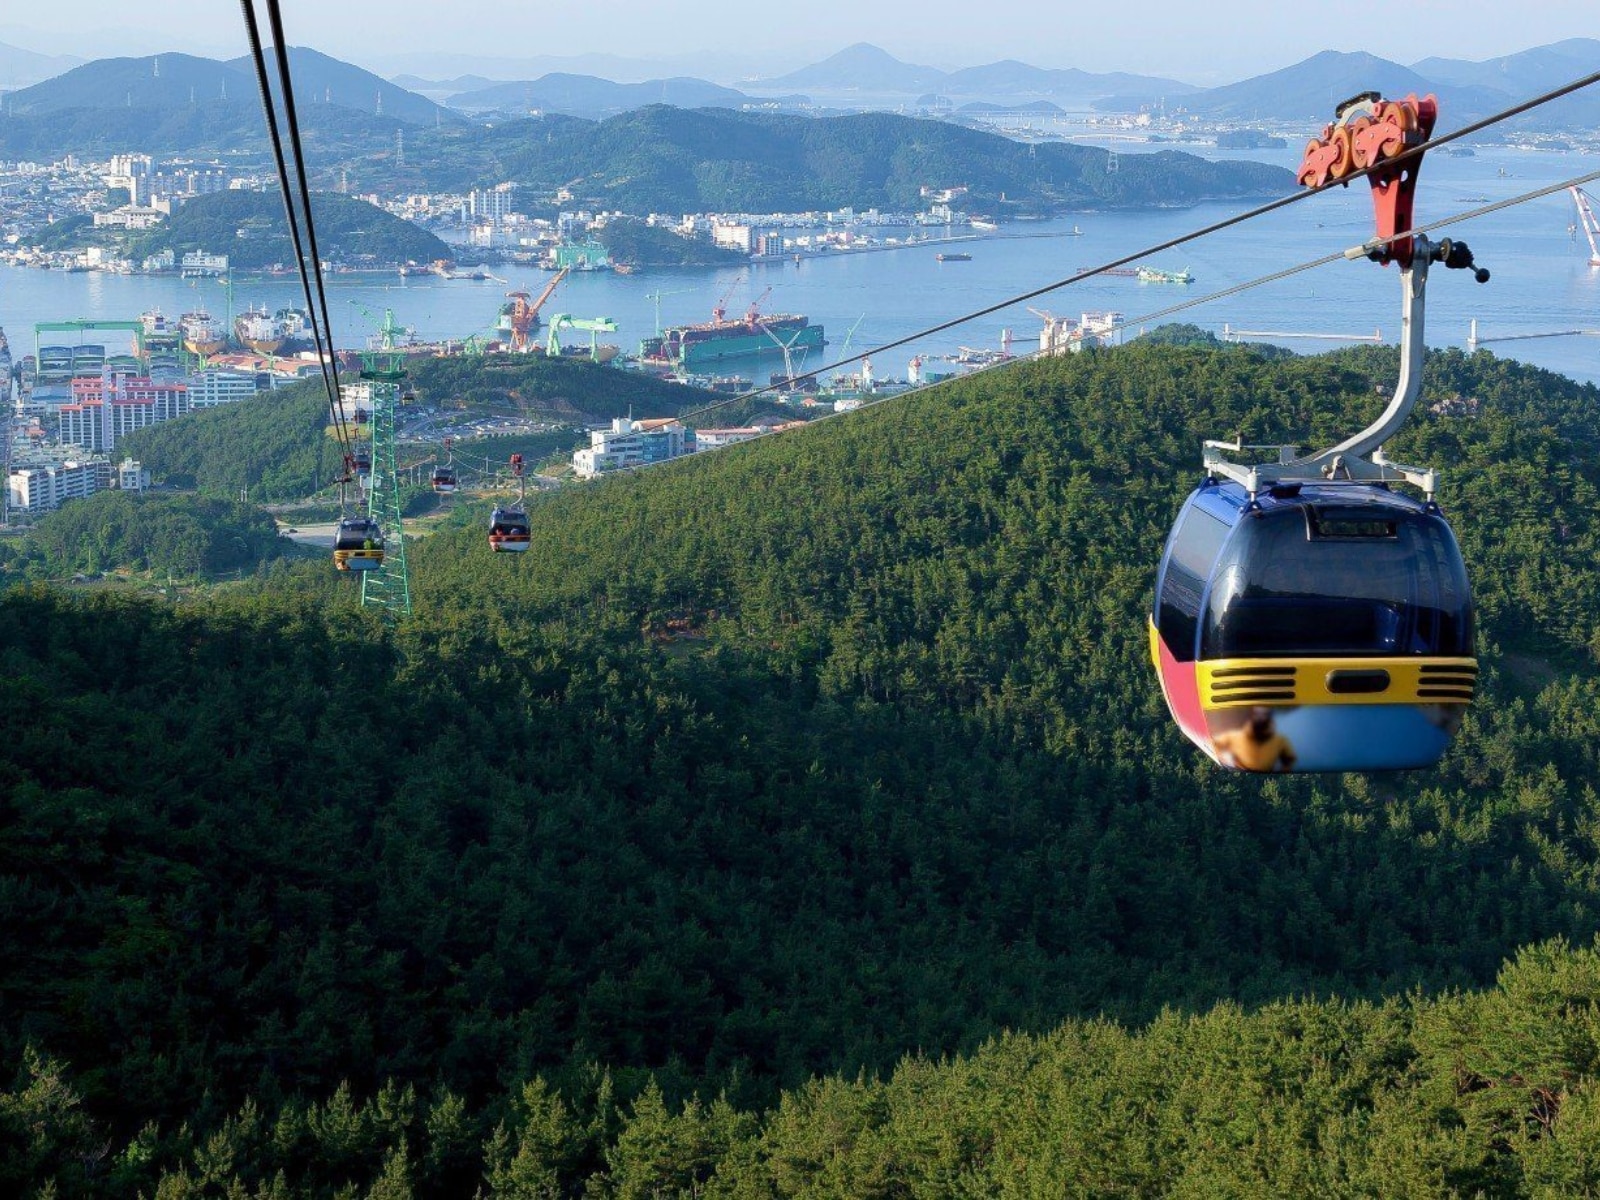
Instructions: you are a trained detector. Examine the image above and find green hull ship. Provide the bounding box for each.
[641,313,825,371]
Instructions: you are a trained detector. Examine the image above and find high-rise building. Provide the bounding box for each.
[58,375,189,452]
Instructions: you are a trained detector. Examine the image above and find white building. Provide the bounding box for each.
[573,417,690,478]
[188,369,260,408]
[118,457,150,491]
[8,460,104,513]
[694,427,764,450]
[180,250,229,276]
[93,205,166,230]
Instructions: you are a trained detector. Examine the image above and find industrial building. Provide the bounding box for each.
[572,417,692,478]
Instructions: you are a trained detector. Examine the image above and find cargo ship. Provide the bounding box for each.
[640,306,824,371]
[235,305,286,355]
[181,311,227,357]
[232,305,311,355]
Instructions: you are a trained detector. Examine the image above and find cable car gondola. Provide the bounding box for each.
[353,449,372,479]
[1152,480,1475,772]
[431,466,457,494]
[332,517,385,571]
[1153,93,1490,772]
[488,506,531,553]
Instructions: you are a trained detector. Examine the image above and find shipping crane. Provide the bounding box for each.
[503,266,570,352]
[711,273,745,324]
[743,286,773,326]
[758,318,810,387]
[546,314,620,361]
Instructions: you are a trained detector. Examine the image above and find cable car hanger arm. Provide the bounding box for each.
[1205,94,1490,502]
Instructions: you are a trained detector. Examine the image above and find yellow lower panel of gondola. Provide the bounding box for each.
[1194,656,1476,772]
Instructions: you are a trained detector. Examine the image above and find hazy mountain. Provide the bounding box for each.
[0,40,78,89]
[939,59,1198,99]
[446,73,760,118]
[758,42,947,92]
[1122,50,1512,123]
[1412,38,1600,95]
[222,46,460,126]
[374,50,740,87]
[390,73,503,95]
[1408,38,1600,131]
[5,52,252,114]
[4,47,458,126]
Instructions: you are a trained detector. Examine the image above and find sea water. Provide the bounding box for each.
[0,144,1594,386]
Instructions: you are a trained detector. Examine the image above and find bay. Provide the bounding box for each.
[1,144,1595,391]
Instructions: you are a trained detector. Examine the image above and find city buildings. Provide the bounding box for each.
[57,375,190,452]
[7,458,107,513]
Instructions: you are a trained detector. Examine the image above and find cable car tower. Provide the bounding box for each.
[355,321,412,620]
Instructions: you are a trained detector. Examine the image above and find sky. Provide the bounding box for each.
[2,1,1596,85]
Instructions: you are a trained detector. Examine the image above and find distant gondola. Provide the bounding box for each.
[332,517,384,571]
[488,506,531,553]
[431,466,457,494]
[353,450,372,478]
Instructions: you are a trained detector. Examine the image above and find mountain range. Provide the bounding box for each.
[750,42,1198,101]
[0,36,1593,170]
[2,46,458,126]
[0,39,78,89]
[442,73,773,119]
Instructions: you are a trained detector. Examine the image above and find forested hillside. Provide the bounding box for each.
[6,341,1600,1195]
[390,106,1293,215]
[120,190,451,270]
[0,491,284,579]
[118,381,344,502]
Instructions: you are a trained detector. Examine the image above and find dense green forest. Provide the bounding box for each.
[6,341,1600,1195]
[379,106,1294,215]
[118,381,345,503]
[0,491,284,579]
[408,354,722,420]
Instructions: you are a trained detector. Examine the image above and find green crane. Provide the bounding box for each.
[545,314,619,362]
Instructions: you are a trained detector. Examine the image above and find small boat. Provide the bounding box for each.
[1137,266,1194,285]
[937,252,972,262]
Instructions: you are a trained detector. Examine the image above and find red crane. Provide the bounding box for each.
[505,267,570,352]
[711,274,745,324]
[743,286,772,325]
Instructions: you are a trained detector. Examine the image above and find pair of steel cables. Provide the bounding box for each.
[237,0,357,476]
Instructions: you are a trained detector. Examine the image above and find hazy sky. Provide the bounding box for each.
[3,0,1596,84]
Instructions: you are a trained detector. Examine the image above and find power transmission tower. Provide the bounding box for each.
[358,341,412,621]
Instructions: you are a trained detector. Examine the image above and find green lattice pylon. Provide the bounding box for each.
[356,351,412,621]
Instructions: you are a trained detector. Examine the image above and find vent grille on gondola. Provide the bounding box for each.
[1207,665,1298,705]
[1417,662,1477,702]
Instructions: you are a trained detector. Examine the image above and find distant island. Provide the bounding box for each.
[386,106,1295,217]
[32,189,452,272]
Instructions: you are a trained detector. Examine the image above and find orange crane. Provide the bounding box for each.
[504,267,570,352]
[711,273,745,324]
[743,286,772,325]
